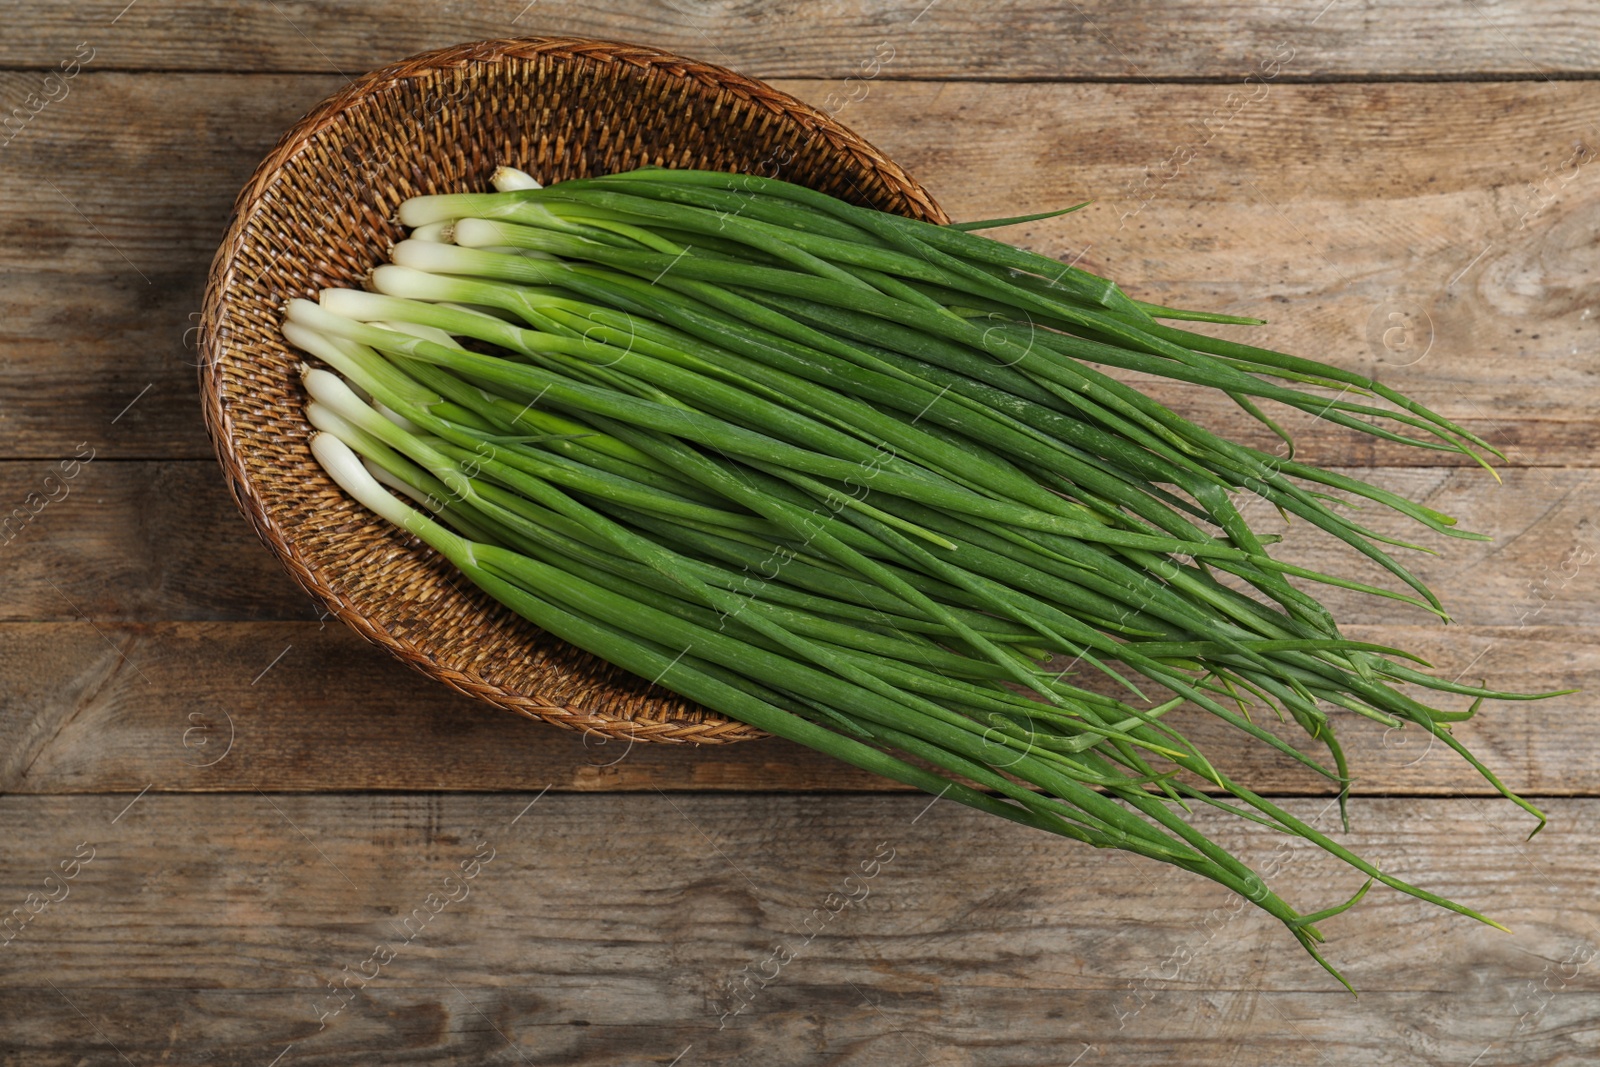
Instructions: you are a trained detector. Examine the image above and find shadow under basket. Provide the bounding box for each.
[199,36,948,744]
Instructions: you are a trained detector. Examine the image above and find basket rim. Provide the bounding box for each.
[198,35,946,745]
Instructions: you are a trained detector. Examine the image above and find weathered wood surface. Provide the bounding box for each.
[0,619,1590,799]
[2,77,1597,464]
[0,456,1593,795]
[3,1,1599,78]
[3,462,1594,625]
[0,794,1595,1066]
[0,461,310,621]
[4,5,1598,1064]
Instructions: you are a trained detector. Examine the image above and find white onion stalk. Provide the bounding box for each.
[452,217,521,249]
[398,191,561,229]
[310,432,426,535]
[491,165,543,191]
[407,220,454,243]
[391,238,528,275]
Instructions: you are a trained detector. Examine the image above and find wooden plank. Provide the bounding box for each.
[0,793,1594,1064]
[0,620,1590,798]
[1247,465,1600,630]
[6,989,1596,1067]
[0,70,327,459]
[0,619,892,795]
[4,1,1599,78]
[0,460,311,621]
[0,271,213,461]
[3,77,1594,462]
[3,461,1594,627]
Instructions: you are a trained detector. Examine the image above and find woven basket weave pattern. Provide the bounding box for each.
[200,37,946,744]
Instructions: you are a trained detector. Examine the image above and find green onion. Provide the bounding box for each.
[286,166,1566,986]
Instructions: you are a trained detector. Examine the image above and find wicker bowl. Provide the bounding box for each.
[199,37,948,744]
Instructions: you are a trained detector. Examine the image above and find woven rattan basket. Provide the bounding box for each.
[199,37,948,744]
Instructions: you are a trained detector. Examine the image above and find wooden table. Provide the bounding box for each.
[3,4,1597,1063]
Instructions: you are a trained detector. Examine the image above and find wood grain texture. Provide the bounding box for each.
[0,620,1588,799]
[2,462,1594,624]
[0,793,1593,1065]
[0,270,213,461]
[11,990,1596,1067]
[4,1,1600,78]
[0,461,311,621]
[0,456,1590,794]
[2,77,1594,463]
[3,15,1597,1063]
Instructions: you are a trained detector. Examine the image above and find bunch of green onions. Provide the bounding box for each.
[284,164,1557,983]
